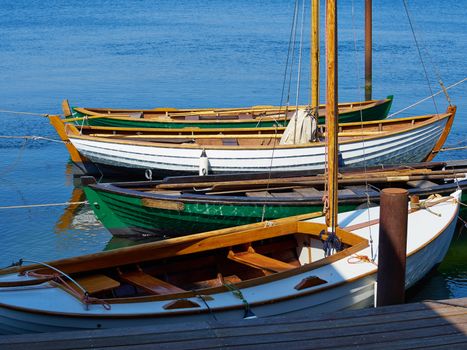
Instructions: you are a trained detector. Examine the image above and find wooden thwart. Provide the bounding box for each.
[119,270,185,295]
[228,247,295,273]
[73,274,120,295]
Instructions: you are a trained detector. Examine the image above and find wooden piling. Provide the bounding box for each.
[377,188,408,306]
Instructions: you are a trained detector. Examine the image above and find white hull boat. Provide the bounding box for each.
[0,191,460,334]
[51,108,455,177]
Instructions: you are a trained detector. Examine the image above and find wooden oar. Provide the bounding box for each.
[156,170,467,191]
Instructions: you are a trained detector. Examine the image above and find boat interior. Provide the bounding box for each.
[65,111,451,148]
[102,162,467,201]
[70,97,387,121]
[9,221,367,305]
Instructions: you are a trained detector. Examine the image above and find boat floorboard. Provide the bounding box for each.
[0,297,465,349]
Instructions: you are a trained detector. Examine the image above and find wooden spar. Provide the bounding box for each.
[311,0,320,108]
[154,171,467,191]
[365,0,372,100]
[325,0,339,232]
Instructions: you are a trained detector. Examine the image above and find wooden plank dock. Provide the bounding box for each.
[0,297,465,349]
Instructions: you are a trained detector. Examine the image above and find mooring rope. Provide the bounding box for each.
[0,201,88,210]
[0,109,49,117]
[0,135,65,144]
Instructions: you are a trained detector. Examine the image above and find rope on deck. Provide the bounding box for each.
[0,201,88,210]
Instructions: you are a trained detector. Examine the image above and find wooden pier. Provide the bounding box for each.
[0,297,465,349]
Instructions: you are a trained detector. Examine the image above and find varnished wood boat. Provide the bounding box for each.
[0,191,460,333]
[62,96,393,129]
[49,106,456,178]
[82,160,467,237]
[0,1,460,334]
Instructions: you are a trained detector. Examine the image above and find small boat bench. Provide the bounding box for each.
[74,274,121,295]
[119,270,186,295]
[228,247,295,273]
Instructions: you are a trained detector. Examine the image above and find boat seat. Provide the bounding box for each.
[245,191,273,197]
[222,138,238,146]
[119,270,186,295]
[73,274,120,295]
[128,112,143,119]
[345,185,379,197]
[407,180,439,189]
[238,113,254,120]
[270,191,304,198]
[228,247,295,273]
[184,115,199,121]
[293,187,323,197]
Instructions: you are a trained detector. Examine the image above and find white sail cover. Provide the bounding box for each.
[279,109,317,145]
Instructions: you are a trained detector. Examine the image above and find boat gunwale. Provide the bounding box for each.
[71,96,392,121]
[88,177,467,207]
[66,112,452,150]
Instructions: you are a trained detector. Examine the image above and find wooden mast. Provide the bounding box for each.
[325,0,338,232]
[365,0,372,100]
[311,0,320,108]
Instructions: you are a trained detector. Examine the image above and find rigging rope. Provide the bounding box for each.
[350,0,375,261]
[292,0,307,144]
[402,0,439,113]
[261,0,301,221]
[387,77,466,117]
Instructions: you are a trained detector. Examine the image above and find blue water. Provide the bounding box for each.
[0,0,466,302]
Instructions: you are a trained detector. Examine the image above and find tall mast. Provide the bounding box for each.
[311,0,320,108]
[365,0,372,100]
[325,0,338,232]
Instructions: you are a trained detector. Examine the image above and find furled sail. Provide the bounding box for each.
[279,109,318,145]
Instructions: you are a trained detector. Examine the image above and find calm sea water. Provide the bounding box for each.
[0,0,466,302]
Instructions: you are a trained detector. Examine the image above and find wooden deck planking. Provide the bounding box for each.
[0,298,465,349]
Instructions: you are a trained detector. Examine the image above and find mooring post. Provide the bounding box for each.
[376,188,408,307]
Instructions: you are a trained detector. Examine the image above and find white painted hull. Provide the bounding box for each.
[68,116,449,174]
[0,191,459,334]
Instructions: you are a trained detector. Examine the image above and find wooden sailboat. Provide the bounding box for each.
[0,0,460,334]
[50,107,456,178]
[81,160,467,237]
[0,193,460,334]
[62,96,393,129]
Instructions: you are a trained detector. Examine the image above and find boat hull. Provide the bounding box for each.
[83,173,466,237]
[0,192,459,334]
[70,97,392,129]
[69,114,449,177]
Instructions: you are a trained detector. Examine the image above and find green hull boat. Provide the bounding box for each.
[65,96,393,129]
